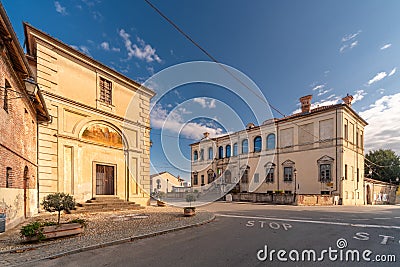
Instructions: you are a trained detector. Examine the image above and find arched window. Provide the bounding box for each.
[208,147,213,160]
[218,146,224,159]
[226,145,231,158]
[193,150,198,161]
[233,143,238,156]
[267,133,276,150]
[242,139,248,154]
[254,136,262,152]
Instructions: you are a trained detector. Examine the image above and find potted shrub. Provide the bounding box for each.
[155,191,166,207]
[183,193,196,216]
[20,193,85,241]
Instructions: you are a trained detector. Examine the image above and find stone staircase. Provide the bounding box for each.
[75,196,144,213]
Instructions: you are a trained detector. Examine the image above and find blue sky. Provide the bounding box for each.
[4,0,400,180]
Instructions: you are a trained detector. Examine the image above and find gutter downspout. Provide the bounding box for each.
[335,107,338,196]
[277,122,280,192]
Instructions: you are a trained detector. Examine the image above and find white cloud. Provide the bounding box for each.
[317,88,333,96]
[150,104,223,139]
[292,95,341,114]
[119,29,162,63]
[340,30,361,53]
[388,67,396,77]
[360,93,400,154]
[112,47,120,52]
[378,88,385,95]
[341,30,362,42]
[70,45,91,56]
[312,84,325,91]
[339,44,348,53]
[368,72,387,85]
[350,40,358,49]
[100,42,110,51]
[54,1,67,15]
[193,97,217,109]
[352,89,366,103]
[380,43,392,50]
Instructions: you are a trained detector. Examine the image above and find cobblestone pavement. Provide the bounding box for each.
[0,206,214,267]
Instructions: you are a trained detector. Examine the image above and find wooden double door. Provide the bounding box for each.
[96,164,115,195]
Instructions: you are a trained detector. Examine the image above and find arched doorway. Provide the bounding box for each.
[207,169,215,184]
[366,185,372,205]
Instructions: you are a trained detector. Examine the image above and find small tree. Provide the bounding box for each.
[41,193,76,224]
[185,193,196,207]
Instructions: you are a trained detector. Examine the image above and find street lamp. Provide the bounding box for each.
[24,78,39,96]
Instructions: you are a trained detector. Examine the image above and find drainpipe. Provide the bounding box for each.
[37,113,40,211]
[277,122,280,192]
[335,107,338,196]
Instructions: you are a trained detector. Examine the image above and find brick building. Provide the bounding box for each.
[0,3,49,231]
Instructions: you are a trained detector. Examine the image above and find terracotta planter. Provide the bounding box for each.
[183,207,196,217]
[157,200,166,207]
[24,223,84,241]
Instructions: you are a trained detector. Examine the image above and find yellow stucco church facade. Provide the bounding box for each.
[24,23,155,206]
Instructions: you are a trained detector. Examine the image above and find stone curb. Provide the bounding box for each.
[12,213,215,266]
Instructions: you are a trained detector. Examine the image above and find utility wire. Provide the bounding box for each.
[143,0,321,142]
[364,157,399,168]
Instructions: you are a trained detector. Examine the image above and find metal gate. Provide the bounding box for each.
[96,164,115,195]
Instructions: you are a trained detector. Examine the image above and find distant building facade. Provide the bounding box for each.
[24,24,155,206]
[150,172,189,194]
[364,178,397,205]
[191,95,368,205]
[0,3,49,230]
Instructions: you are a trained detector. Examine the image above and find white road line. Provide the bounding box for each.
[394,217,400,219]
[350,218,370,221]
[215,214,400,230]
[289,217,312,220]
[373,218,392,220]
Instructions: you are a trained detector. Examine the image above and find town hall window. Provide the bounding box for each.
[266,134,276,150]
[284,167,293,182]
[208,147,213,160]
[233,143,238,156]
[242,139,248,154]
[99,77,112,105]
[266,166,274,183]
[319,164,332,182]
[254,136,262,152]
[226,145,231,158]
[193,150,198,161]
[218,146,224,159]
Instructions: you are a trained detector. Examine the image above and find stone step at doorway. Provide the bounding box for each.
[74,196,144,213]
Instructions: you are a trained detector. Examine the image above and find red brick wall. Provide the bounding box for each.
[0,48,38,190]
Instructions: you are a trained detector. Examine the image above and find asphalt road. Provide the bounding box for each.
[34,203,400,267]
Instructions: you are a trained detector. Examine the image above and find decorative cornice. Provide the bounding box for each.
[42,90,151,130]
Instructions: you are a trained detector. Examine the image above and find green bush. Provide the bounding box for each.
[20,222,45,241]
[42,193,76,224]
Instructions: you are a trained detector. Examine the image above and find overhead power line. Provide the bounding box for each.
[143,0,322,143]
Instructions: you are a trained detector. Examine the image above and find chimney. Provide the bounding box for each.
[299,95,313,113]
[342,94,353,106]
